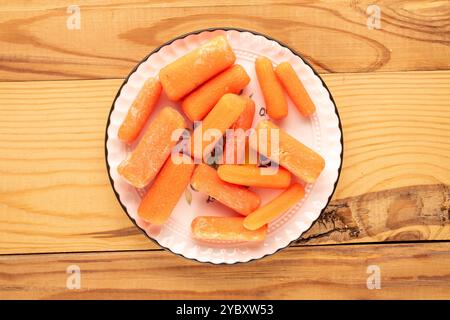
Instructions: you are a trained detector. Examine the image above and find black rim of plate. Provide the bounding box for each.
[104,27,344,265]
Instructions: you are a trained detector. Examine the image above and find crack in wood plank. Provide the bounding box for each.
[297,184,450,244]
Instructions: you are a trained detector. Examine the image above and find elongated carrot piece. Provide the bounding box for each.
[223,97,255,164]
[217,164,291,189]
[118,77,162,144]
[249,120,325,183]
[275,62,316,117]
[192,216,267,242]
[159,36,236,101]
[182,65,250,121]
[190,93,246,161]
[244,183,305,230]
[231,96,255,131]
[255,56,288,119]
[118,107,186,188]
[191,164,260,216]
[138,154,195,225]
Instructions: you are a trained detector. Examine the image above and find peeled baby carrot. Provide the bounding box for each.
[192,216,267,242]
[249,120,325,183]
[182,65,250,121]
[159,35,236,101]
[190,93,246,161]
[118,107,186,188]
[191,164,260,216]
[118,77,162,144]
[231,96,255,131]
[223,97,255,164]
[275,62,316,117]
[255,56,288,120]
[138,154,195,225]
[244,183,305,230]
[217,164,291,189]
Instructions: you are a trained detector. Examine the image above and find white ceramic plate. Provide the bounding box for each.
[105,28,343,264]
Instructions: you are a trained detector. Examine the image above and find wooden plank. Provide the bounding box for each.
[298,184,450,245]
[0,242,449,299]
[0,71,449,254]
[0,79,155,253]
[0,0,449,81]
[299,70,450,244]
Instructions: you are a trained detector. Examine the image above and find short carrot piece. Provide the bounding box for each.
[255,56,288,120]
[244,183,305,230]
[275,62,316,117]
[118,77,162,144]
[159,35,236,101]
[249,120,325,183]
[191,164,260,216]
[223,97,256,164]
[231,96,255,131]
[138,154,195,225]
[190,93,246,161]
[192,216,267,242]
[118,107,186,188]
[217,164,291,189]
[182,65,250,121]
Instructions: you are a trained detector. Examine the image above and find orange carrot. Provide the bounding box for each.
[159,35,236,101]
[190,93,246,161]
[182,65,250,121]
[231,96,255,131]
[192,216,267,242]
[217,164,291,189]
[118,107,186,188]
[244,183,305,230]
[275,62,316,117]
[223,96,255,164]
[138,154,195,225]
[249,120,325,183]
[255,56,288,120]
[118,77,162,144]
[190,164,260,216]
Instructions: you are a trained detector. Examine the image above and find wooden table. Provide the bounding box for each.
[0,0,449,300]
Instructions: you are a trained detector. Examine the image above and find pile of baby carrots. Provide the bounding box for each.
[117,35,325,243]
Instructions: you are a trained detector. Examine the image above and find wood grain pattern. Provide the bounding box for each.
[0,0,449,80]
[0,79,155,253]
[298,183,450,245]
[0,70,449,254]
[1,242,449,299]
[325,71,450,199]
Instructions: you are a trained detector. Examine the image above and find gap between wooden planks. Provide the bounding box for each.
[0,70,449,254]
[0,0,449,80]
[0,242,449,299]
